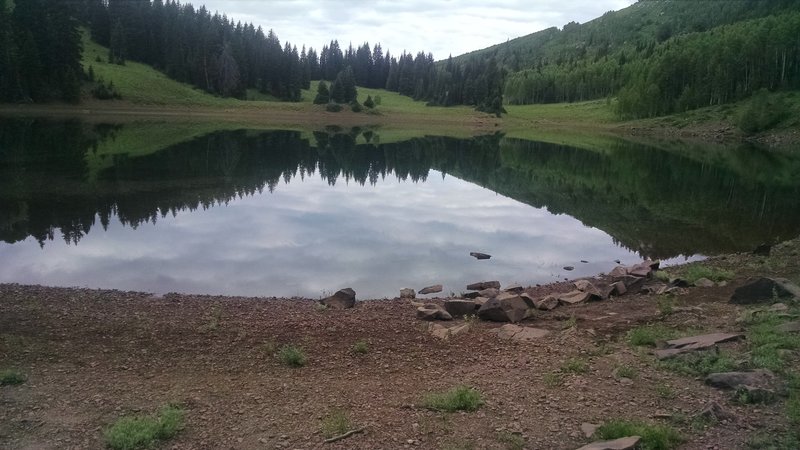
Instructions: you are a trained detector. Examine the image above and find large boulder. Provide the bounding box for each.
[320,288,356,309]
[730,278,800,304]
[467,281,501,291]
[574,279,603,298]
[416,304,453,321]
[419,284,443,295]
[477,293,532,323]
[505,284,524,294]
[478,288,500,299]
[400,288,416,299]
[532,294,559,311]
[705,369,779,390]
[443,299,478,318]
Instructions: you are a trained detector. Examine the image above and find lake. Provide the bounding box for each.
[1,119,799,298]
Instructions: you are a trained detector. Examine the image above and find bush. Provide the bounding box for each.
[736,89,789,134]
[104,405,184,450]
[350,101,363,112]
[627,325,677,347]
[363,95,375,109]
[351,340,369,354]
[325,102,342,113]
[0,369,26,385]
[278,344,307,367]
[321,410,352,438]
[595,419,683,450]
[422,385,483,412]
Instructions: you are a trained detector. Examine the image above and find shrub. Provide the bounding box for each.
[562,358,589,374]
[660,350,736,377]
[682,265,734,284]
[0,369,26,385]
[325,102,342,112]
[321,410,352,438]
[278,344,307,367]
[422,386,483,412]
[351,340,369,354]
[628,325,677,347]
[104,405,184,450]
[595,419,683,450]
[350,101,363,113]
[736,89,789,134]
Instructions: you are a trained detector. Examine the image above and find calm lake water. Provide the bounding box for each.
[1,119,799,298]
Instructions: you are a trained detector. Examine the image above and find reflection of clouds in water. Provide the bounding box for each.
[0,171,654,298]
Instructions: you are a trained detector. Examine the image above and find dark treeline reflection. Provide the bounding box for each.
[1,119,799,259]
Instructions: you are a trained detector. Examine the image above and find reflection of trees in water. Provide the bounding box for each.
[1,119,799,259]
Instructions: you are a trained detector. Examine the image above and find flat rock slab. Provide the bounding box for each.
[778,321,800,333]
[429,323,471,340]
[654,332,744,360]
[730,277,800,304]
[416,304,453,321]
[558,290,595,305]
[467,281,501,291]
[705,369,779,390]
[576,436,641,450]
[419,284,443,295]
[533,294,559,311]
[490,324,550,342]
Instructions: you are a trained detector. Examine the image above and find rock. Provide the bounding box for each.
[580,423,598,439]
[490,324,550,342]
[400,288,416,299]
[753,243,772,256]
[469,252,491,260]
[653,332,745,359]
[621,275,645,293]
[477,293,531,323]
[467,281,501,291]
[429,323,470,340]
[670,278,690,288]
[733,384,777,403]
[463,291,482,299]
[563,266,575,271]
[609,266,628,279]
[419,285,442,295]
[609,282,627,296]
[478,288,500,299]
[695,401,733,421]
[505,284,524,294]
[642,283,667,295]
[574,279,602,297]
[533,295,559,311]
[730,278,800,304]
[777,321,800,333]
[694,278,715,288]
[558,290,595,305]
[320,288,356,309]
[581,260,589,263]
[705,369,779,390]
[576,436,641,450]
[472,297,489,308]
[628,261,653,278]
[443,299,478,318]
[416,304,453,321]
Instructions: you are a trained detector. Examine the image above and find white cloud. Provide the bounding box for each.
[198,0,637,59]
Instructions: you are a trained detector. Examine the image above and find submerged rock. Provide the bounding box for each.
[469,252,491,260]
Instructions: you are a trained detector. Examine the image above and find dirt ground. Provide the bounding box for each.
[1,239,799,450]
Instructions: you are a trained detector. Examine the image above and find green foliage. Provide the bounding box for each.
[788,375,800,425]
[543,371,563,387]
[104,405,184,450]
[737,89,791,134]
[351,340,369,354]
[614,364,638,379]
[653,270,670,282]
[321,410,352,439]
[561,358,589,374]
[277,345,307,367]
[363,94,375,108]
[496,431,525,450]
[747,313,800,372]
[657,297,675,316]
[313,80,330,104]
[627,325,677,347]
[660,350,737,377]
[325,102,342,112]
[655,383,675,399]
[422,385,483,412]
[350,101,363,113]
[681,265,734,283]
[92,77,122,100]
[595,419,683,450]
[0,369,26,385]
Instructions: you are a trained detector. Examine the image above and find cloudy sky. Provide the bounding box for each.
[197,0,637,59]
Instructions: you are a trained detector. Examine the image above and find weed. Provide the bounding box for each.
[314,302,329,312]
[681,265,734,284]
[562,316,577,330]
[628,325,677,347]
[262,340,278,355]
[351,340,369,355]
[614,364,638,379]
[594,419,683,450]
[747,313,800,373]
[104,405,184,450]
[734,386,776,404]
[277,345,307,367]
[463,314,478,326]
[496,430,525,450]
[543,371,563,387]
[653,270,670,282]
[321,410,352,439]
[422,385,483,412]
[562,358,589,374]
[655,383,676,399]
[0,369,26,385]
[746,431,800,449]
[657,297,675,316]
[660,350,737,377]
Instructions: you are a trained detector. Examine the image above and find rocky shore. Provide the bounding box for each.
[1,238,799,449]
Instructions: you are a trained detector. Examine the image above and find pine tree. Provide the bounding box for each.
[313,80,330,104]
[363,94,375,108]
[109,19,126,64]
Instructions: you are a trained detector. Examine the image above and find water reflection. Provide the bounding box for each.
[1,119,798,297]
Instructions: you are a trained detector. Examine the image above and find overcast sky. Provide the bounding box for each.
[196,0,637,59]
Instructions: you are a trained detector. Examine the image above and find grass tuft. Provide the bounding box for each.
[0,369,26,385]
[422,385,483,412]
[660,350,737,377]
[321,410,352,439]
[627,325,678,347]
[277,344,307,367]
[595,419,683,450]
[351,340,369,355]
[496,430,525,450]
[681,265,734,284]
[562,358,589,374]
[104,405,184,450]
[614,364,638,379]
[746,313,800,373]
